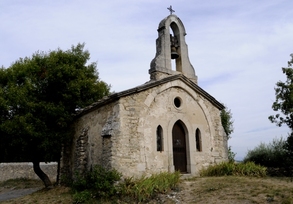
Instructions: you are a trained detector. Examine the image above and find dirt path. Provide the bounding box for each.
[0,188,40,202]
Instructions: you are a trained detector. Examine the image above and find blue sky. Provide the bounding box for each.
[1,0,292,160]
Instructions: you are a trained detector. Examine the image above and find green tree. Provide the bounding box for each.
[0,43,110,187]
[269,54,293,130]
[220,105,235,162]
[221,106,234,140]
[269,54,293,171]
[243,137,287,168]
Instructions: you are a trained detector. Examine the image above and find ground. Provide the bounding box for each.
[157,177,293,203]
[1,176,293,203]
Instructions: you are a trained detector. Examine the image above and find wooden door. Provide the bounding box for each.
[172,121,187,172]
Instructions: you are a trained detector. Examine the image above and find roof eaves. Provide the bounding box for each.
[76,74,224,118]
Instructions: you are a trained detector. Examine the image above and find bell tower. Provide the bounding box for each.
[149,11,198,84]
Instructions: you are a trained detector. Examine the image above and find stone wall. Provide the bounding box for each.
[0,162,57,182]
[110,80,228,177]
[60,101,119,179]
[62,76,228,179]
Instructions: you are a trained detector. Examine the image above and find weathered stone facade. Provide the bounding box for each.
[61,14,228,179]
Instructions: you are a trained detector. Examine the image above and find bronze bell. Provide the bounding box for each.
[171,46,179,59]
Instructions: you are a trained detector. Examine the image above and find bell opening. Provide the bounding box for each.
[171,46,179,59]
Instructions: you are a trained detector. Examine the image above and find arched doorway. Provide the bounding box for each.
[172,121,187,172]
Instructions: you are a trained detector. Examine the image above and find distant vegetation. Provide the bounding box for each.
[244,137,287,168]
[244,137,293,176]
[261,53,293,176]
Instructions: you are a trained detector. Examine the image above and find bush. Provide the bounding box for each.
[228,146,236,163]
[71,166,181,203]
[243,137,287,168]
[72,165,122,203]
[200,162,266,177]
[285,133,293,164]
[72,190,92,204]
[119,171,181,202]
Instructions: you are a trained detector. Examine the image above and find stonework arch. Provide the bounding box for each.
[167,115,193,174]
[149,15,197,83]
[143,80,214,144]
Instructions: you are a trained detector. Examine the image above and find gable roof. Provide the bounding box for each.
[76,74,224,117]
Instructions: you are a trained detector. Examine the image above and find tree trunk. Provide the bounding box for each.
[33,161,52,188]
[56,157,60,184]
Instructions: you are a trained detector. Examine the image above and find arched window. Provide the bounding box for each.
[195,128,202,152]
[156,125,163,152]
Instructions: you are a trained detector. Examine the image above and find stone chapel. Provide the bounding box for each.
[61,14,228,178]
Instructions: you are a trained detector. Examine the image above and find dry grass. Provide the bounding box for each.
[0,178,43,191]
[0,186,72,204]
[1,176,293,203]
[175,176,293,204]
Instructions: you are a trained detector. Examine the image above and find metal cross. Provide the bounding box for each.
[167,5,175,15]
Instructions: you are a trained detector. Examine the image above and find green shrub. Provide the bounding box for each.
[200,162,266,177]
[119,171,181,202]
[228,146,236,163]
[72,165,122,203]
[72,190,92,204]
[243,137,287,168]
[71,167,180,203]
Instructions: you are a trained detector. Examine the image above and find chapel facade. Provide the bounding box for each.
[61,14,228,179]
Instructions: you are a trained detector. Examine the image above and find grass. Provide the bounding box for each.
[119,171,181,202]
[200,161,267,177]
[1,176,293,203]
[0,186,73,204]
[0,178,72,204]
[188,176,293,203]
[0,178,43,191]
